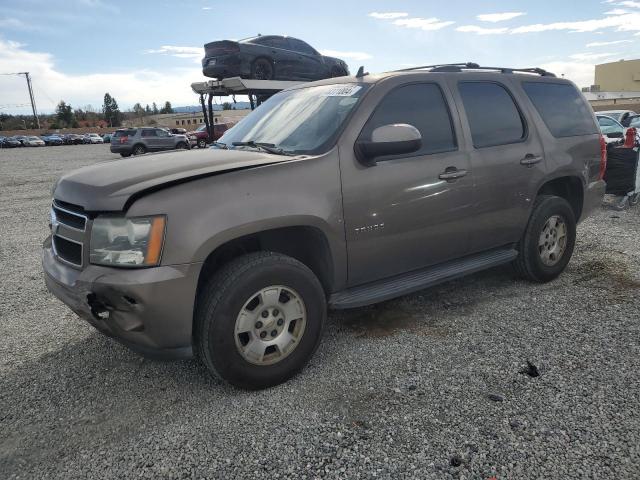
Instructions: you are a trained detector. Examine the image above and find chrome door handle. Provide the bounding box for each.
[439,168,468,181]
[520,154,543,167]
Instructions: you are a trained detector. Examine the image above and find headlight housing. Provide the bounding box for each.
[90,215,166,267]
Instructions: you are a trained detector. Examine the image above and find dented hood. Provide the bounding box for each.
[53,148,291,212]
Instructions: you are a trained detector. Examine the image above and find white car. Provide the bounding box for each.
[24,136,45,147]
[596,114,639,146]
[85,133,104,144]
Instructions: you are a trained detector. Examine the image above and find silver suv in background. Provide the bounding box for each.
[110,128,190,157]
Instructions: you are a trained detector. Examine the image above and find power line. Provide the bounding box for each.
[0,72,40,128]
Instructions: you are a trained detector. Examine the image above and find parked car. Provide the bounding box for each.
[44,64,605,389]
[42,134,64,146]
[596,114,639,146]
[202,35,349,81]
[23,136,45,147]
[83,133,104,144]
[13,135,28,146]
[109,127,190,156]
[625,114,640,128]
[188,123,229,148]
[101,132,114,143]
[2,136,23,148]
[63,134,84,145]
[598,110,637,126]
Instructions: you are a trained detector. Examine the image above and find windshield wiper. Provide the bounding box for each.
[232,141,292,156]
[211,141,228,149]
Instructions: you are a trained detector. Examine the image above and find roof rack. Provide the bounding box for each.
[393,62,556,77]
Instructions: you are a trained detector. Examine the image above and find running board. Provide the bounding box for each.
[329,248,518,309]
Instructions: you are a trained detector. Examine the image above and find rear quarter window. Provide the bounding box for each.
[522,82,597,138]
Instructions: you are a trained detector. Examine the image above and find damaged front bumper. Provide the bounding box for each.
[43,236,202,359]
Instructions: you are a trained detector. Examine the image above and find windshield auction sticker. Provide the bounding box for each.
[321,85,363,97]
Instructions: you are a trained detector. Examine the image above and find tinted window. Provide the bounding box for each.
[113,129,136,138]
[255,36,289,49]
[289,38,316,55]
[523,82,597,137]
[361,83,456,157]
[141,129,155,137]
[459,82,525,148]
[156,129,169,137]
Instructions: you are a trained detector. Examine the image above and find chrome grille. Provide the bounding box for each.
[51,200,88,268]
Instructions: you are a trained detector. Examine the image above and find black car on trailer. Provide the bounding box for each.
[202,35,349,81]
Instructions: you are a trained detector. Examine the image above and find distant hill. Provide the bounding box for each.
[173,102,251,113]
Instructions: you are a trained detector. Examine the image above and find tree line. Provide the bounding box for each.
[0,93,175,131]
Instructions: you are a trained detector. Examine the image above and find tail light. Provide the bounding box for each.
[599,134,607,180]
[119,136,128,144]
[624,127,637,149]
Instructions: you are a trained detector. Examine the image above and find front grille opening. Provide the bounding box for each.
[53,206,86,230]
[53,236,82,266]
[53,200,85,214]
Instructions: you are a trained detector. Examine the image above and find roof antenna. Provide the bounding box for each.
[356,66,368,78]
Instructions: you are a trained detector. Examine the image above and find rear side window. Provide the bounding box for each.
[522,82,597,137]
[113,129,136,138]
[361,83,456,157]
[459,82,525,148]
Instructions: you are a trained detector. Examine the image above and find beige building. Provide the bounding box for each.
[594,59,640,92]
[123,109,249,129]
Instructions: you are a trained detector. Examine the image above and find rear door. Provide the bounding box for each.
[339,79,475,286]
[449,77,546,253]
[140,128,159,150]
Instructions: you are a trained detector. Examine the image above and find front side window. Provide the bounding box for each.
[597,116,623,135]
[522,82,597,138]
[156,129,169,137]
[459,82,525,148]
[219,83,368,155]
[141,129,155,137]
[359,83,456,158]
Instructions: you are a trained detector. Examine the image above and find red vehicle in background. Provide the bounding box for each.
[188,123,230,148]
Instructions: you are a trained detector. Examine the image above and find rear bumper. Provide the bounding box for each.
[581,179,606,221]
[43,238,202,359]
[202,54,248,79]
[110,144,132,154]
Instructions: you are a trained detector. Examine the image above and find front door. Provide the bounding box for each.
[339,81,476,286]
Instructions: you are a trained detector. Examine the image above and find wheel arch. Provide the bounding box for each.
[251,55,275,78]
[195,224,336,300]
[536,175,584,221]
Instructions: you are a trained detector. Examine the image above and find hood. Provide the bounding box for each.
[53,148,292,212]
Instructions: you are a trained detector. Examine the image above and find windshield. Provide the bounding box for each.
[219,83,367,155]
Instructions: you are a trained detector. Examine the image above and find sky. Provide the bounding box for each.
[1,0,640,115]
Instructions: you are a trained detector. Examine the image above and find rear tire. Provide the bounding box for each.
[513,195,576,283]
[132,144,146,155]
[195,252,326,390]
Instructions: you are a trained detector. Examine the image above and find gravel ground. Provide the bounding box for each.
[1,145,639,479]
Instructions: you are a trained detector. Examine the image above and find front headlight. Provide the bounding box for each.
[90,215,166,267]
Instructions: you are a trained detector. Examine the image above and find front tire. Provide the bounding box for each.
[176,141,187,150]
[197,139,207,149]
[251,58,274,80]
[195,252,326,390]
[513,195,576,282]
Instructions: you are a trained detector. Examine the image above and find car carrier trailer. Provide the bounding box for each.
[191,77,306,143]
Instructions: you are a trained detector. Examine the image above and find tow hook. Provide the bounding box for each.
[87,293,110,320]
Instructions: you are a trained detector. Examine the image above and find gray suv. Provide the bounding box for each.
[44,64,606,389]
[110,127,190,157]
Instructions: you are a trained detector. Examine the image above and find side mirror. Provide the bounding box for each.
[606,131,624,139]
[355,123,422,166]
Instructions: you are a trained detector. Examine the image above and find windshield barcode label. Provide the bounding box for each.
[321,85,362,97]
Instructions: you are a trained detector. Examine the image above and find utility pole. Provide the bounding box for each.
[21,72,40,129]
